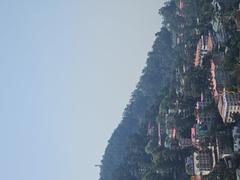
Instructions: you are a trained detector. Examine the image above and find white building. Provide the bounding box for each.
[218,90,240,123]
[185,148,215,176]
[193,148,215,176]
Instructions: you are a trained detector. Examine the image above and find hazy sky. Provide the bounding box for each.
[0,0,164,179]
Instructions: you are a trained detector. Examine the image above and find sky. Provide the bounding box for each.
[0,0,164,179]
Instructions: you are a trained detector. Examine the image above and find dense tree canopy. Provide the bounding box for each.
[99,27,175,180]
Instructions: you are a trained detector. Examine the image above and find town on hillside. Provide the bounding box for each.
[100,0,240,180]
[146,0,240,179]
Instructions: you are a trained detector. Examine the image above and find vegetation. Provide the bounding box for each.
[100,0,240,179]
[100,27,175,180]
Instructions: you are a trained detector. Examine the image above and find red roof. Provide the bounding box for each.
[194,40,201,66]
[191,128,196,144]
[207,33,213,51]
[158,122,161,146]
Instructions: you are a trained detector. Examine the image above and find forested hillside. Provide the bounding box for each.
[100,28,176,180]
[100,0,240,179]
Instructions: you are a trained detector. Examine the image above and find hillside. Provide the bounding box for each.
[100,0,240,180]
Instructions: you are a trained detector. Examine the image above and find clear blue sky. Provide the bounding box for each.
[0,0,164,179]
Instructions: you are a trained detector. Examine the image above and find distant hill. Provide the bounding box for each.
[99,27,175,180]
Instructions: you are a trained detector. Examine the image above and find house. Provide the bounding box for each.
[209,59,229,103]
[209,60,222,101]
[147,120,163,147]
[209,59,228,102]
[185,155,195,176]
[176,0,185,17]
[200,33,214,59]
[176,64,187,96]
[194,40,201,66]
[216,133,233,160]
[232,122,240,152]
[210,58,238,120]
[179,108,192,118]
[166,127,177,139]
[195,121,210,140]
[217,90,240,123]
[193,148,215,176]
[195,102,211,124]
[191,127,196,144]
[195,93,214,123]
[209,60,217,99]
[207,33,214,51]
[185,148,215,176]
[179,0,184,10]
[198,93,213,107]
[211,18,225,45]
[222,155,239,169]
[179,138,192,149]
[194,33,214,66]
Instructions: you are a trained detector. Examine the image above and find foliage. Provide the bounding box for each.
[100,27,175,180]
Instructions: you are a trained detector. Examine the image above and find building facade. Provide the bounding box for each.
[193,149,215,176]
[185,148,215,176]
[218,91,240,123]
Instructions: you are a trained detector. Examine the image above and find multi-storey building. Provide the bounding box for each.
[217,90,240,123]
[209,58,240,123]
[216,134,233,159]
[185,155,195,176]
[193,148,215,176]
[185,148,215,176]
[195,122,210,141]
[194,33,214,67]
